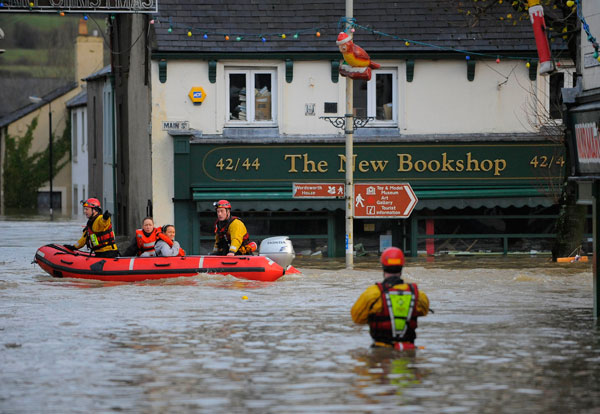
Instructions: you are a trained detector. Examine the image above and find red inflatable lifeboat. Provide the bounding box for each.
[34,240,298,283]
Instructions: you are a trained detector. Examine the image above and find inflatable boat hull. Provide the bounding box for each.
[34,244,287,282]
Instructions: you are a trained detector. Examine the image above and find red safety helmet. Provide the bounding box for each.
[81,198,101,210]
[214,199,231,209]
[380,247,405,271]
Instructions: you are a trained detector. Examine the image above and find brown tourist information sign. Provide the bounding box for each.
[354,183,418,218]
[292,183,345,198]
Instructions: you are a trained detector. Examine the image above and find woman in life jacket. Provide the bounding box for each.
[122,217,163,257]
[212,199,257,256]
[351,247,430,351]
[64,198,118,258]
[154,224,185,257]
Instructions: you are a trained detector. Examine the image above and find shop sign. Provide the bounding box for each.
[574,121,600,173]
[354,183,418,218]
[193,142,565,187]
[293,183,344,198]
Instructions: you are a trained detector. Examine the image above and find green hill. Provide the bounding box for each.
[0,14,107,117]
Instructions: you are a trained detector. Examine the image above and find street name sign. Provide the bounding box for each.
[354,183,418,218]
[293,183,344,198]
[162,120,189,131]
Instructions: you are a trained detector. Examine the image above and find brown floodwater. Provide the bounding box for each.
[1,218,598,413]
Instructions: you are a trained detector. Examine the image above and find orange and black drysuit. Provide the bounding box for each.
[213,215,254,255]
[73,213,118,257]
[351,275,429,350]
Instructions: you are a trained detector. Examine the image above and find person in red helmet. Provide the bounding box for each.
[212,199,257,256]
[64,198,119,258]
[351,247,430,351]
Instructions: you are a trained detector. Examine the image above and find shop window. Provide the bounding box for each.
[226,69,276,124]
[353,69,397,123]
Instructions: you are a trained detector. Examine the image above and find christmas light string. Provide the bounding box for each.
[149,15,322,41]
[575,0,600,60]
[339,16,545,65]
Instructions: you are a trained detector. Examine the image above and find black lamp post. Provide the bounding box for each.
[29,96,53,220]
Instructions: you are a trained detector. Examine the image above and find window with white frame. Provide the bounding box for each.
[71,111,78,162]
[353,68,397,123]
[82,110,87,152]
[226,68,276,124]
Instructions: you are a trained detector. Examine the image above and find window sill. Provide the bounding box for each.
[223,126,280,138]
[355,126,400,137]
[367,121,397,126]
[224,122,278,127]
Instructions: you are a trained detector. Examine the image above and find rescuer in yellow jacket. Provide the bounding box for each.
[351,247,430,351]
[212,199,257,256]
[65,198,119,258]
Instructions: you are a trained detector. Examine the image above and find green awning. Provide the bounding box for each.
[192,186,557,212]
[415,186,556,210]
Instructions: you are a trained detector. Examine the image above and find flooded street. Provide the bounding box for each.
[1,219,599,413]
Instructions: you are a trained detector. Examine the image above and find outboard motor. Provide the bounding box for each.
[259,236,295,269]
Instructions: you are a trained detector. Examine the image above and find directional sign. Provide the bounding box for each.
[354,183,418,218]
[293,183,345,198]
[188,87,206,104]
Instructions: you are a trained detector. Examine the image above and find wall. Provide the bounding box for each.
[87,80,104,208]
[405,60,537,134]
[112,14,152,236]
[127,15,152,233]
[71,105,88,217]
[75,35,104,89]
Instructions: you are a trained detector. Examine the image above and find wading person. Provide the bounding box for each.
[212,199,257,256]
[154,224,185,257]
[65,198,118,258]
[122,217,161,257]
[351,247,430,351]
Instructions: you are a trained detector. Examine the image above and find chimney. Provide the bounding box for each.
[75,19,103,87]
[78,18,88,36]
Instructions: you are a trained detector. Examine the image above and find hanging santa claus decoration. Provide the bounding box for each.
[527,0,554,75]
[336,32,380,81]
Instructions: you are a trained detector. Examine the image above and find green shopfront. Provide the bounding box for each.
[172,136,565,257]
